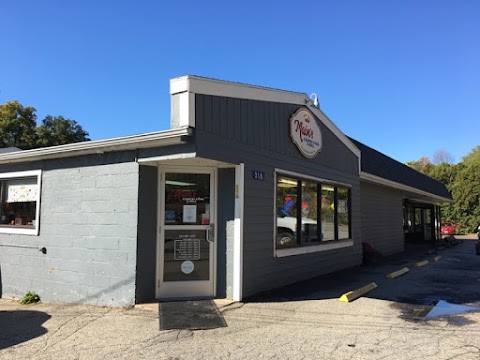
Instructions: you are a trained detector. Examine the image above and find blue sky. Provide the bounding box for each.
[1,1,479,163]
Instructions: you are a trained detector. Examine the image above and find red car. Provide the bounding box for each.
[441,222,456,235]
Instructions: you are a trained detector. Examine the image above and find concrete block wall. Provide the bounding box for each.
[0,162,139,307]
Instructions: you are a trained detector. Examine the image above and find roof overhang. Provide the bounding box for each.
[138,152,236,168]
[0,127,193,165]
[170,75,361,162]
[360,171,453,204]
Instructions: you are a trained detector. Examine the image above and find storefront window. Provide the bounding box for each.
[276,176,299,249]
[301,180,320,244]
[275,172,352,251]
[337,187,350,239]
[321,185,335,241]
[0,170,41,235]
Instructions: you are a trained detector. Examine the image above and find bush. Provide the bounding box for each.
[20,291,40,304]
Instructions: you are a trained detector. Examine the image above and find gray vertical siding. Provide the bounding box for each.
[360,181,404,256]
[136,165,158,303]
[0,153,139,307]
[240,162,362,297]
[195,94,358,173]
[194,94,362,297]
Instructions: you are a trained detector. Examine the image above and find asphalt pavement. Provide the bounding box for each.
[1,235,480,359]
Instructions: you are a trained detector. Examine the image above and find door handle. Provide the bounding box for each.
[207,223,214,243]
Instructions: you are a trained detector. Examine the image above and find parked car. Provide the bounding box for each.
[441,222,456,235]
[277,216,318,246]
[477,225,480,239]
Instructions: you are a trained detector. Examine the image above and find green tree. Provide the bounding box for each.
[429,162,457,224]
[449,160,480,233]
[462,145,480,166]
[36,115,89,148]
[408,147,480,234]
[406,156,434,174]
[0,101,37,149]
[0,101,90,150]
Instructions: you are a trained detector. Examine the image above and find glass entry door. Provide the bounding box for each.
[157,168,215,299]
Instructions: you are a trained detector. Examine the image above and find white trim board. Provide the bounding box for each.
[0,169,42,236]
[276,240,354,258]
[171,75,307,105]
[233,163,245,301]
[0,127,193,164]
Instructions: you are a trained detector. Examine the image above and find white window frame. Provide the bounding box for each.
[0,170,42,236]
[274,168,353,258]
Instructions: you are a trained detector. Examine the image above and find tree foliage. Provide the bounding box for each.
[407,148,480,233]
[0,101,37,149]
[406,157,434,173]
[0,101,89,150]
[462,145,480,166]
[36,115,89,147]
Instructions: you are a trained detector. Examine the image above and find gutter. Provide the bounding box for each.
[0,127,193,164]
[360,171,453,203]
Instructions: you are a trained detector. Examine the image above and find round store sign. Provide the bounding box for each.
[289,108,322,158]
[181,260,194,274]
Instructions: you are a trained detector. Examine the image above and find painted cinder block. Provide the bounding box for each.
[0,157,140,307]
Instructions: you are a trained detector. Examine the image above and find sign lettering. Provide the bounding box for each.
[290,108,322,158]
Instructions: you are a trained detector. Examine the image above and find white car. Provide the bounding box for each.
[277,216,318,246]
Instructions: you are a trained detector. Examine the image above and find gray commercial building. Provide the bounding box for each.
[0,76,452,306]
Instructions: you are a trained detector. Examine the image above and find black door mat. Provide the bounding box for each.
[159,300,227,330]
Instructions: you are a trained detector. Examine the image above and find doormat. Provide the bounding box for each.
[159,300,227,330]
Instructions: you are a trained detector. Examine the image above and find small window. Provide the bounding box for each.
[0,170,41,235]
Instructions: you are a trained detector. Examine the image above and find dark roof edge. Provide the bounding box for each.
[348,136,452,201]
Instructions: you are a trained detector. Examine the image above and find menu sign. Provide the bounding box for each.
[290,108,322,158]
[174,239,201,260]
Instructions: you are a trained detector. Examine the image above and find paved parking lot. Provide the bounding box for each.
[1,236,480,359]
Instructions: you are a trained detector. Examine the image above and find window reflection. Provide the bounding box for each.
[275,174,352,251]
[321,185,335,241]
[276,176,299,249]
[164,173,210,225]
[301,181,320,243]
[337,187,350,239]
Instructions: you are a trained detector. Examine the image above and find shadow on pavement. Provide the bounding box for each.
[245,238,480,309]
[0,309,51,350]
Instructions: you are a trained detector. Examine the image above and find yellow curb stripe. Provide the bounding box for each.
[339,282,377,302]
[413,260,429,267]
[433,255,442,262]
[386,267,410,279]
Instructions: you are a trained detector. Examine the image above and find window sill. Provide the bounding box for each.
[0,225,39,236]
[275,239,354,258]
